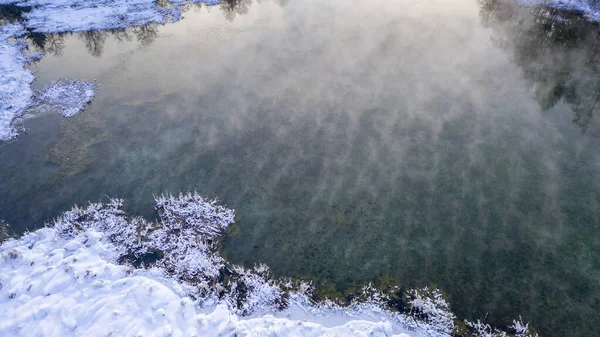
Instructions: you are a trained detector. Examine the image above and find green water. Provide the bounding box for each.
[1,0,600,335]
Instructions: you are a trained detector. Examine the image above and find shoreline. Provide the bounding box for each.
[0,192,538,337]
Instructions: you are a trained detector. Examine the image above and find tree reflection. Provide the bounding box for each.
[6,0,254,58]
[78,24,158,57]
[25,23,159,58]
[30,32,66,56]
[478,0,600,134]
[132,24,159,47]
[80,30,108,57]
[219,0,253,21]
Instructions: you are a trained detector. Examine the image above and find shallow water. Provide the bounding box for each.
[1,0,600,335]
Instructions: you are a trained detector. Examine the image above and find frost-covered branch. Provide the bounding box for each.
[0,221,13,244]
[53,192,234,284]
[406,287,456,335]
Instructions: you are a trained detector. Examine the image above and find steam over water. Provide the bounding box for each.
[1,0,600,336]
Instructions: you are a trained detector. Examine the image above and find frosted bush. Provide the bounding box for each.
[465,316,538,337]
[406,287,455,335]
[52,192,235,283]
[512,317,539,337]
[155,192,234,239]
[226,263,284,315]
[465,319,508,337]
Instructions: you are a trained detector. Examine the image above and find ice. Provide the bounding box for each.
[36,79,96,117]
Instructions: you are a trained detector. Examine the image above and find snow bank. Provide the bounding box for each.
[515,0,600,20]
[1,0,221,32]
[0,228,413,337]
[0,193,538,337]
[0,23,34,141]
[17,0,180,33]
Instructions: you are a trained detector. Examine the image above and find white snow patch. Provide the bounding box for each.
[0,23,34,141]
[36,79,96,117]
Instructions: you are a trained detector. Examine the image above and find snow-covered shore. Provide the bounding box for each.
[0,227,411,337]
[0,193,538,337]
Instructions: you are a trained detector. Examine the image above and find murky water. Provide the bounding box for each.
[2,0,600,335]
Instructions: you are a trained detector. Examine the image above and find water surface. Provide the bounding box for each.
[1,1,600,335]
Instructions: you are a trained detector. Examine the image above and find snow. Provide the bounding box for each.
[19,0,180,33]
[0,228,413,337]
[515,0,600,20]
[36,79,96,117]
[0,0,221,32]
[0,193,538,337]
[0,23,34,141]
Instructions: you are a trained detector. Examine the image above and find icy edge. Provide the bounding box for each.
[1,192,540,337]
